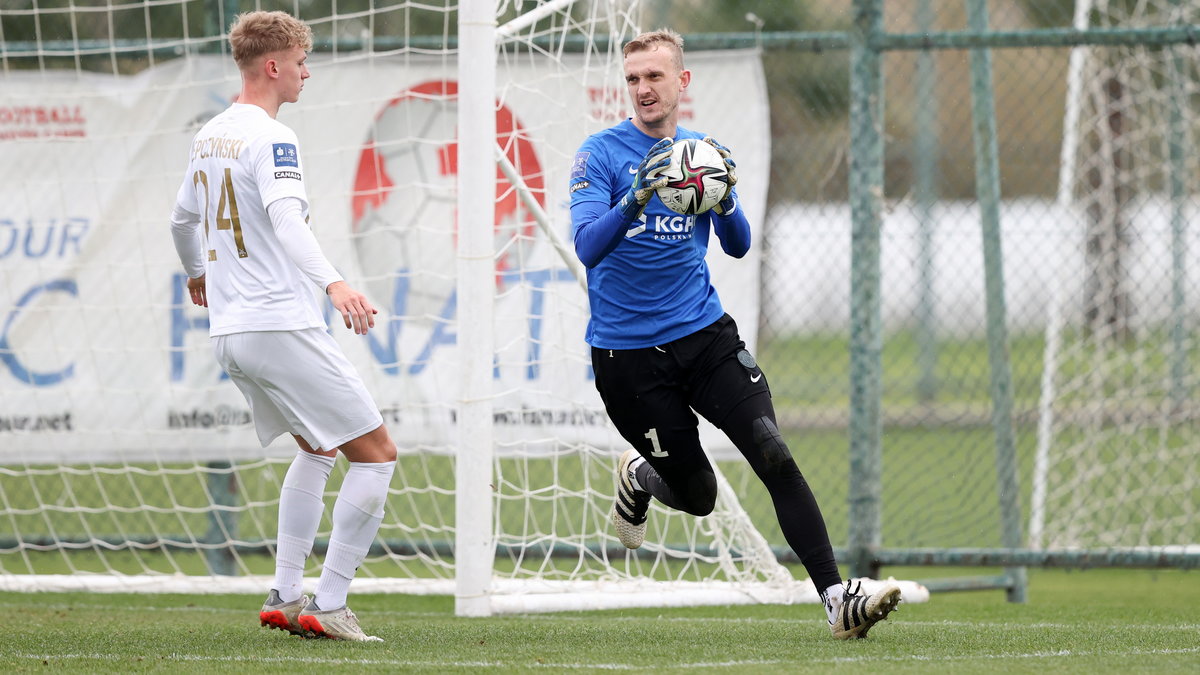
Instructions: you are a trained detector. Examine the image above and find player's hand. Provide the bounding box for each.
[703,136,738,215]
[326,280,378,335]
[617,137,673,220]
[186,274,207,308]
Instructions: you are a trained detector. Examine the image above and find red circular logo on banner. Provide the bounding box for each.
[351,80,544,316]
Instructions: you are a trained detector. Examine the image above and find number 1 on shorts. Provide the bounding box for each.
[645,428,668,457]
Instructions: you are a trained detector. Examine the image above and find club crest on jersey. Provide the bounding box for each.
[571,152,590,179]
[272,143,299,167]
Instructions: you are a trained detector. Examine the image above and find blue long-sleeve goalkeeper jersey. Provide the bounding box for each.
[569,119,750,349]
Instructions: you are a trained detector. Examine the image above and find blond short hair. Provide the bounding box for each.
[229,11,313,69]
[623,29,685,71]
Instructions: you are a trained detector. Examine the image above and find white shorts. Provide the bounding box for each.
[212,328,383,451]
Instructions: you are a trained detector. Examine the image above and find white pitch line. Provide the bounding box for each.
[3,600,1199,634]
[512,613,1200,633]
[0,600,446,619]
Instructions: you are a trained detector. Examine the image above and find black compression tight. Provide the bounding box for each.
[634,392,842,592]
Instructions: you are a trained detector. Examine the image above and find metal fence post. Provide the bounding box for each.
[965,0,1027,603]
[848,0,885,580]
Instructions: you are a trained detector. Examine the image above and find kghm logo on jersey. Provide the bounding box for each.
[651,213,695,241]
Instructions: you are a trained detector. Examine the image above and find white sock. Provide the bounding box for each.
[314,460,395,610]
[628,454,647,492]
[823,583,845,623]
[273,451,335,603]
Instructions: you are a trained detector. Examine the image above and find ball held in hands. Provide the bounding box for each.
[655,138,734,216]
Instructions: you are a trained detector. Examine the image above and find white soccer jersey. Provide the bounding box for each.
[174,103,328,336]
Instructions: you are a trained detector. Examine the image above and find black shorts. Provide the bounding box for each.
[590,314,770,467]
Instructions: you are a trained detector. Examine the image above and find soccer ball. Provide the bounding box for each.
[655,138,731,216]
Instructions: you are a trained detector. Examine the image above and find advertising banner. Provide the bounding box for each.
[0,51,769,463]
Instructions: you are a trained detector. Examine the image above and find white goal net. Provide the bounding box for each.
[0,0,925,613]
[1036,0,1200,554]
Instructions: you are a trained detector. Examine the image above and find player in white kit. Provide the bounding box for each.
[169,10,395,642]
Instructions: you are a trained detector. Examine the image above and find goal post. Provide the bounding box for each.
[1037,0,1200,556]
[455,0,498,617]
[448,0,924,616]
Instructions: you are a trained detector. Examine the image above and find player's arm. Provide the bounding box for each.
[571,139,673,268]
[267,197,376,335]
[571,200,626,268]
[708,189,750,258]
[169,196,208,307]
[702,136,750,258]
[267,197,341,289]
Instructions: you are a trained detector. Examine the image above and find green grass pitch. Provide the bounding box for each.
[2,331,1196,670]
[1,567,1196,673]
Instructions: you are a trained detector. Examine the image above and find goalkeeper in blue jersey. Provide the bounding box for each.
[568,28,901,640]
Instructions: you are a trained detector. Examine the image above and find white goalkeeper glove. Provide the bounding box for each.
[617,138,673,220]
[703,136,738,215]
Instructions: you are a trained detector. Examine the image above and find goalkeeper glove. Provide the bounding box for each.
[703,136,738,215]
[617,138,674,220]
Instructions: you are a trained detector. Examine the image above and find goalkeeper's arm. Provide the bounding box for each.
[701,136,749,258]
[573,139,672,268]
[710,191,750,258]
